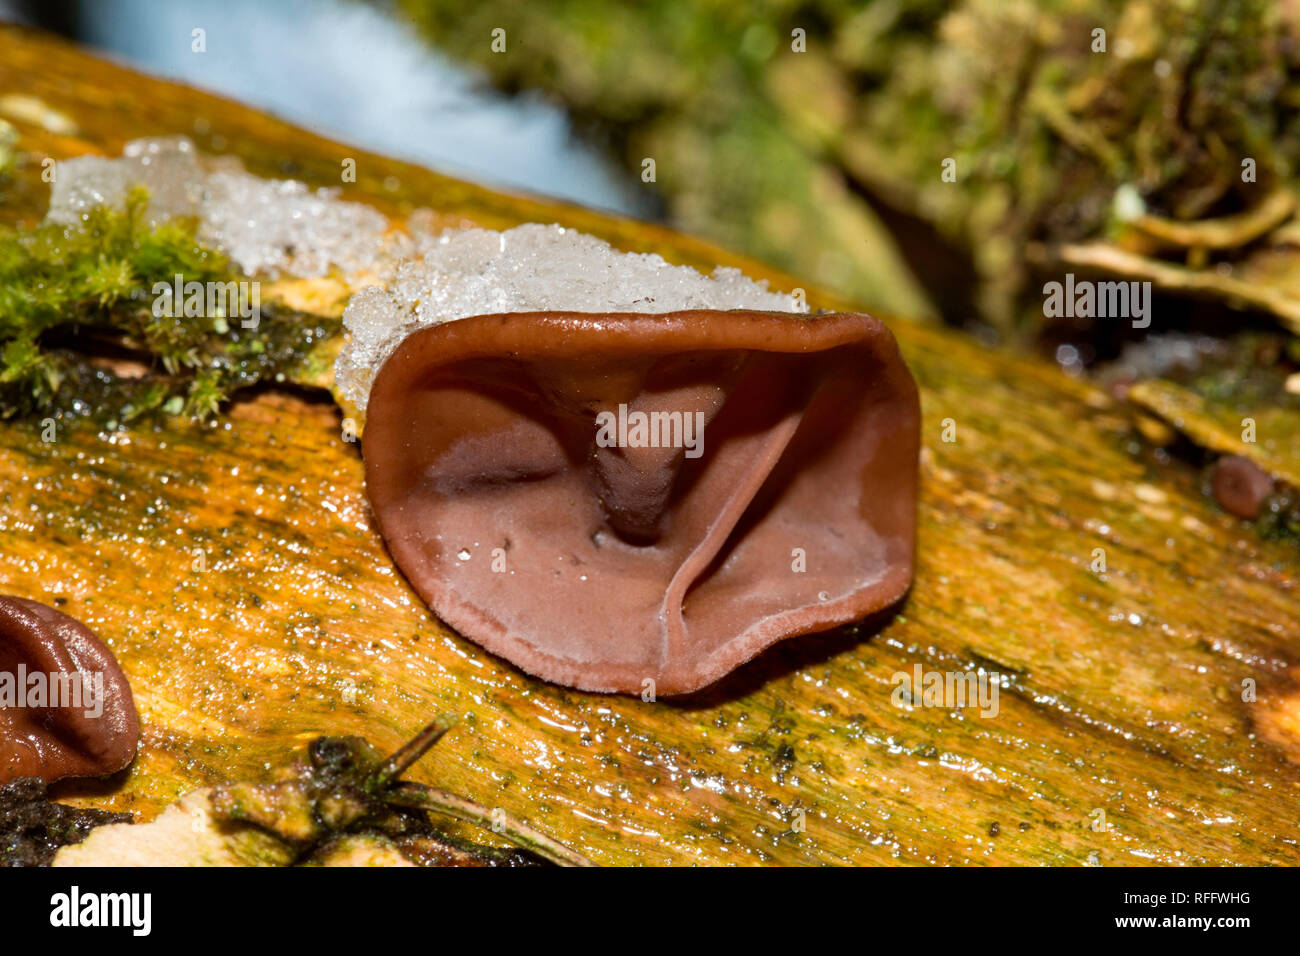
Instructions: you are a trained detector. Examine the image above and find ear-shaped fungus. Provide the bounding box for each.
[0,597,139,783]
[364,310,920,695]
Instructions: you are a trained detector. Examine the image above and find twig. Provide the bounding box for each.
[1131,187,1296,249]
[367,715,456,791]
[387,782,596,867]
[1035,239,1300,335]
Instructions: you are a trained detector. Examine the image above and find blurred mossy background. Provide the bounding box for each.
[388,0,1300,341]
[8,0,1300,344]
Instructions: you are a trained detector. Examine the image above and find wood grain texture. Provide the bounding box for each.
[1,26,1298,865]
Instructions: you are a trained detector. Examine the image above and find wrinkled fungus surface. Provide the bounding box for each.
[364,309,919,695]
[0,596,139,783]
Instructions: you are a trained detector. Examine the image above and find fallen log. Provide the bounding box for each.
[0,25,1298,866]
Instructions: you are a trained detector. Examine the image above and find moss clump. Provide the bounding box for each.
[0,186,338,423]
[209,724,564,866]
[0,777,133,867]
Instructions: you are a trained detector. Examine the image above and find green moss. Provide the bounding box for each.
[0,186,339,423]
[0,777,133,867]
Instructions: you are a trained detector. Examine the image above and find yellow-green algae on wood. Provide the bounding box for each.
[1,26,1299,866]
[1129,379,1300,491]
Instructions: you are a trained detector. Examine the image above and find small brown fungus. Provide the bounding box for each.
[0,596,139,783]
[1211,454,1275,520]
[364,309,920,695]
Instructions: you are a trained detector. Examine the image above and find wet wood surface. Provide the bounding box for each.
[1,26,1298,865]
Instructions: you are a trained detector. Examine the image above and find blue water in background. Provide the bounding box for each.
[3,0,649,216]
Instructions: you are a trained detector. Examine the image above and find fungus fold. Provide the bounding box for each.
[364,309,919,694]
